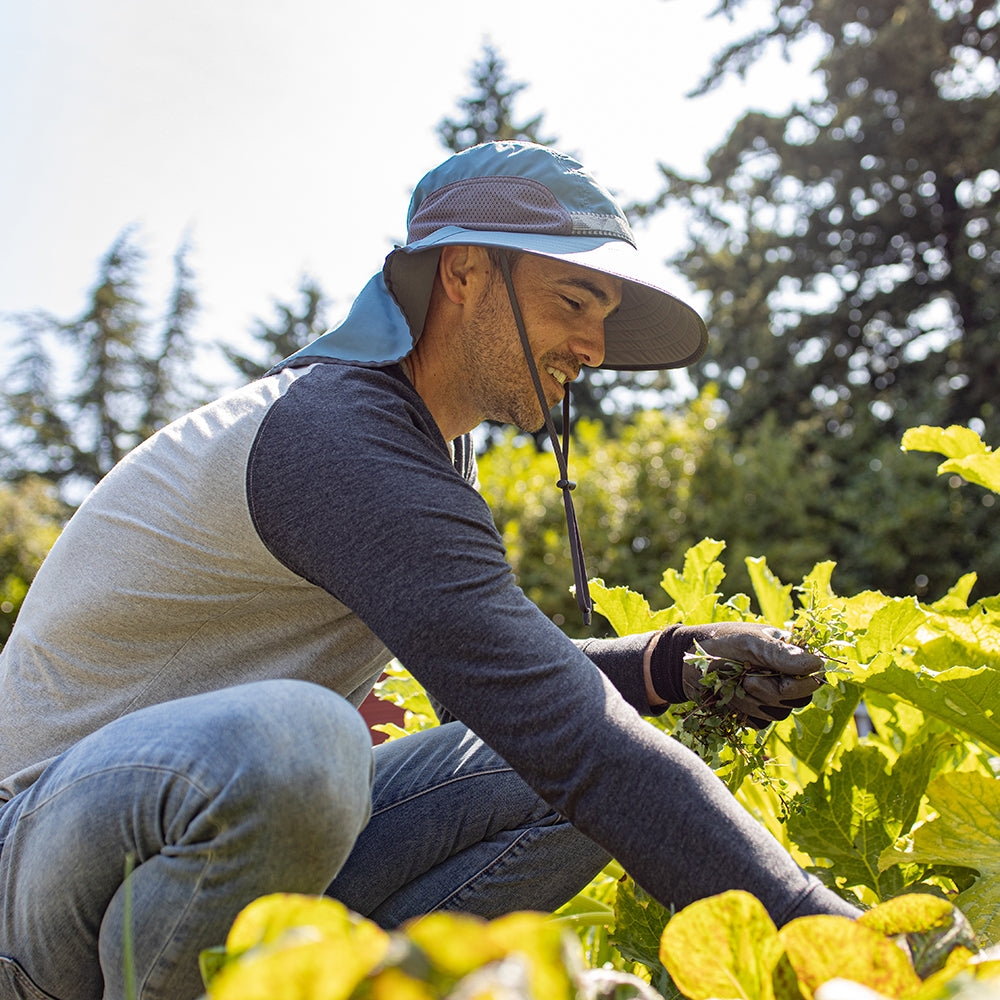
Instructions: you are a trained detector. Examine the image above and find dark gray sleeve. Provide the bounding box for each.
[572,632,669,717]
[247,365,858,926]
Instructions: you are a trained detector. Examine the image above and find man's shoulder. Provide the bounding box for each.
[250,361,477,484]
[268,361,413,412]
[254,360,448,458]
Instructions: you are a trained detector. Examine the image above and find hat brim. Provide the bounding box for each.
[387,226,708,371]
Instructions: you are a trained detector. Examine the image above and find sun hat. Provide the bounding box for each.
[276,141,707,372]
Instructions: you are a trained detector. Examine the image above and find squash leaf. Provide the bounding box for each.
[659,890,787,1000]
[589,579,678,637]
[779,915,920,1000]
[881,772,1000,945]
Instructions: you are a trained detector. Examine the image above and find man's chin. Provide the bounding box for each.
[511,409,549,435]
[495,394,554,435]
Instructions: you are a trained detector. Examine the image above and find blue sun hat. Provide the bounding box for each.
[278,142,708,372]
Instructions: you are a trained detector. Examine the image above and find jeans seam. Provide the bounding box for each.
[369,766,515,818]
[14,764,215,824]
[0,955,62,1000]
[134,844,215,996]
[11,765,219,997]
[428,824,537,914]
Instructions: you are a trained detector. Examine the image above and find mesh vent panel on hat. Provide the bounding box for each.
[407,177,574,242]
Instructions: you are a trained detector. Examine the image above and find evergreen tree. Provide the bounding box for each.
[138,237,203,439]
[641,0,1000,443]
[0,228,202,496]
[222,276,329,380]
[437,42,556,153]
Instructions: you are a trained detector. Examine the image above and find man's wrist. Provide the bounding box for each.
[643,631,669,707]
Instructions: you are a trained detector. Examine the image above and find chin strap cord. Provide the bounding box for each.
[499,253,593,625]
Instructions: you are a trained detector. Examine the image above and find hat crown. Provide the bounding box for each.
[406,142,635,247]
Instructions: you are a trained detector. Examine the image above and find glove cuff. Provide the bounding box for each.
[647,625,693,704]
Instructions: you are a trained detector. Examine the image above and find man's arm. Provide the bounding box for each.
[571,633,664,715]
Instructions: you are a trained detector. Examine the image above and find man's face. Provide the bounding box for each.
[459,252,623,433]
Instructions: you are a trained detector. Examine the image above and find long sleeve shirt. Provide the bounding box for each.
[0,360,851,923]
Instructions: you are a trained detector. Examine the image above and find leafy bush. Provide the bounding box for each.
[0,476,67,646]
[478,397,1000,636]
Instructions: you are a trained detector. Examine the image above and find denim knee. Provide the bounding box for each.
[200,681,374,853]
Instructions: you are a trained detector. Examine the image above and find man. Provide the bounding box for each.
[0,142,858,1000]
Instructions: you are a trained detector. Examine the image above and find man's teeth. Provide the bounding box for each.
[546,367,567,385]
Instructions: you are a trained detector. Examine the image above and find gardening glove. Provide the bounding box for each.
[647,623,825,729]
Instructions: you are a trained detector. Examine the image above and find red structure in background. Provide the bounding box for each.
[358,678,405,745]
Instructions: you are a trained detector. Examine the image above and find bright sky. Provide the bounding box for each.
[0,0,824,386]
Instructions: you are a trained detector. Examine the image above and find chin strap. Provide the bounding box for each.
[499,252,593,625]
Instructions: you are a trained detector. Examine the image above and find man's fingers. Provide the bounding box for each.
[779,694,816,709]
[741,671,823,706]
[699,630,825,677]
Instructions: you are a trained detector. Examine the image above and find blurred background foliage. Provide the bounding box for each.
[1,0,998,646]
[478,390,1000,636]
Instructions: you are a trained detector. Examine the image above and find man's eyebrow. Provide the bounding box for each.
[557,276,621,313]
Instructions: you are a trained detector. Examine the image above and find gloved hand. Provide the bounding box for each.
[647,622,825,729]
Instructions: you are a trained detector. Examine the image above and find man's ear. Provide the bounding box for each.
[438,245,487,305]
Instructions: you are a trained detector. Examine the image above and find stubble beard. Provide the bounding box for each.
[460,278,550,434]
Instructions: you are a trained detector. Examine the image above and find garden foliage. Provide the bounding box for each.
[201,425,1000,998]
[477,397,1000,635]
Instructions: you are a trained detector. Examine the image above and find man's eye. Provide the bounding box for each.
[562,296,582,310]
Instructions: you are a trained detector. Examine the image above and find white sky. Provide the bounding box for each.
[0,0,824,386]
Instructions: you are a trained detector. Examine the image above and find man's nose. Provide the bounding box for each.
[570,319,606,368]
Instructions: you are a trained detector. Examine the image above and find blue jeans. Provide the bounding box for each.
[0,680,608,1000]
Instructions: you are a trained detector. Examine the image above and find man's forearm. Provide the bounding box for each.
[572,631,666,715]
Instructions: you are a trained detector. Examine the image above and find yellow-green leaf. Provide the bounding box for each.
[901,425,1000,493]
[779,915,920,1000]
[746,557,794,628]
[207,936,376,1000]
[225,894,355,956]
[929,574,978,613]
[881,773,1000,945]
[862,662,1000,756]
[901,425,989,461]
[938,454,1000,494]
[660,538,727,621]
[835,591,894,633]
[659,890,785,1000]
[487,911,577,1000]
[368,966,437,1000]
[854,598,926,662]
[590,578,678,636]
[859,894,978,978]
[404,912,501,978]
[610,876,673,981]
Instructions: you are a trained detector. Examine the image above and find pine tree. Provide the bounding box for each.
[436,42,650,443]
[0,228,202,496]
[221,276,329,380]
[437,42,556,153]
[138,238,203,439]
[641,0,1000,443]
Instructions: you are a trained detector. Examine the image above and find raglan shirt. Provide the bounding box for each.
[0,360,840,922]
